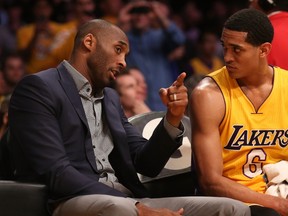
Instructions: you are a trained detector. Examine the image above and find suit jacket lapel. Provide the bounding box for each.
[103,89,127,153]
[57,63,98,173]
[57,63,89,129]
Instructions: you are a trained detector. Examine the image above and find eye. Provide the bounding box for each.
[233,46,241,53]
[115,46,122,54]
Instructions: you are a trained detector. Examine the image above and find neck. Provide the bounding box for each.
[237,65,273,89]
[69,56,91,82]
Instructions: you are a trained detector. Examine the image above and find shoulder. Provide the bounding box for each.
[15,68,60,94]
[36,67,59,79]
[191,77,222,102]
[23,68,59,86]
[274,66,288,84]
[190,76,225,121]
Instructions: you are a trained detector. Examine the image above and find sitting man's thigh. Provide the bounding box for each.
[138,196,251,216]
[53,194,138,216]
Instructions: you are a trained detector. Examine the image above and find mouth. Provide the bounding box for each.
[226,65,237,71]
[110,69,120,80]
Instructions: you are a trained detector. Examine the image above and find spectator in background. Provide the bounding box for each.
[16,0,71,74]
[0,1,23,60]
[0,52,25,139]
[0,2,8,25]
[250,0,288,70]
[0,98,9,140]
[50,0,97,65]
[111,70,150,118]
[170,1,203,78]
[189,30,224,76]
[51,0,75,23]
[0,74,6,104]
[118,0,186,111]
[99,0,124,25]
[177,1,202,59]
[204,0,230,35]
[67,0,97,26]
[0,52,26,102]
[129,67,149,103]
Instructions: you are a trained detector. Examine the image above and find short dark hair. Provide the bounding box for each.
[224,8,274,46]
[73,19,117,52]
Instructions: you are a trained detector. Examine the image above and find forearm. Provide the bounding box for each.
[132,119,181,177]
[201,175,283,211]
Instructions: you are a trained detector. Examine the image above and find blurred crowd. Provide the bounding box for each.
[0,0,249,136]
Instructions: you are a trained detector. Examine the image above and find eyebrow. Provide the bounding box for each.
[220,40,242,48]
[118,41,128,47]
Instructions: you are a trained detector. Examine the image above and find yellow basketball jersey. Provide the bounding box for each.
[208,66,288,193]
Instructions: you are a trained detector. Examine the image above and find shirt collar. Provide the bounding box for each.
[62,60,104,99]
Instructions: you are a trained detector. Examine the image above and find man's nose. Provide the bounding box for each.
[224,50,233,64]
[118,57,127,69]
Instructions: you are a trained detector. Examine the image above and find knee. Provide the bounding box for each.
[99,198,137,216]
[220,198,251,216]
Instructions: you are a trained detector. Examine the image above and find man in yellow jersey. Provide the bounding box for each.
[190,8,288,216]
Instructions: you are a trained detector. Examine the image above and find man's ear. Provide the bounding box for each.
[259,42,272,58]
[83,33,96,51]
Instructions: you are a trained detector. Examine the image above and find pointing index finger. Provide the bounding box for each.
[173,72,186,87]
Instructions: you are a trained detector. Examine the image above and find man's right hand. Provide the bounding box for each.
[136,203,184,216]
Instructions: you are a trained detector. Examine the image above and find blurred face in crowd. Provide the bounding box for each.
[3,56,25,86]
[100,0,123,16]
[75,0,96,24]
[183,1,202,27]
[7,4,22,23]
[116,74,138,109]
[129,68,147,101]
[201,32,219,58]
[0,71,6,93]
[130,8,151,31]
[34,0,52,21]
